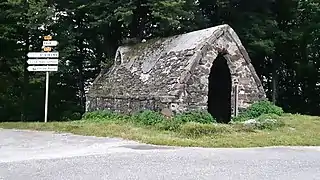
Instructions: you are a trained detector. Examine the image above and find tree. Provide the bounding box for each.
[1,0,319,121]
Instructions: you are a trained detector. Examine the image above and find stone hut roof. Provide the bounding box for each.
[88,24,265,103]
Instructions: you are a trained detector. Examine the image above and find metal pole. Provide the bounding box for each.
[234,84,239,117]
[44,71,49,123]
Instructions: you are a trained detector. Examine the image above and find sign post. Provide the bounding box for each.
[234,83,239,117]
[27,35,59,123]
[44,71,49,123]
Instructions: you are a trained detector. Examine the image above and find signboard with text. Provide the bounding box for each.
[27,52,59,58]
[27,35,59,123]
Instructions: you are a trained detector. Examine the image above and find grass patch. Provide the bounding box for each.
[1,101,319,148]
[1,113,320,148]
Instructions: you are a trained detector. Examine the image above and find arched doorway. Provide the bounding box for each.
[207,53,232,123]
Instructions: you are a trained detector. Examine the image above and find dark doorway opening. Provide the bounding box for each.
[207,53,232,123]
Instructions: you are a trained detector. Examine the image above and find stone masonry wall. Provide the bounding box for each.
[171,26,266,115]
[86,24,266,115]
[86,46,197,113]
[86,95,180,114]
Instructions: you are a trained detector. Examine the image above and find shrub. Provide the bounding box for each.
[179,122,231,137]
[132,110,166,126]
[173,110,216,124]
[255,114,285,130]
[82,110,127,122]
[234,113,285,130]
[231,116,247,123]
[60,111,82,121]
[155,119,182,131]
[244,100,284,117]
[233,100,284,122]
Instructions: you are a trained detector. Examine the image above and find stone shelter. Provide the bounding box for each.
[86,24,266,123]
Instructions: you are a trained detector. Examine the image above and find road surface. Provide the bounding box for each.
[0,128,319,180]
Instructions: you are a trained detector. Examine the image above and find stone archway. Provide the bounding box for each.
[207,53,232,123]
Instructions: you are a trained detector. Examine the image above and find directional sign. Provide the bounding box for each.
[44,36,52,40]
[27,66,58,72]
[27,52,59,58]
[43,41,58,47]
[27,59,59,65]
[43,47,52,52]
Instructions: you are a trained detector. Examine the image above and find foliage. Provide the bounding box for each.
[155,119,182,131]
[173,110,216,124]
[132,109,216,130]
[81,110,233,136]
[1,0,320,121]
[81,109,215,130]
[131,110,166,126]
[1,114,320,147]
[82,110,128,122]
[257,113,282,120]
[180,122,231,137]
[60,111,82,121]
[155,110,216,131]
[254,114,285,130]
[232,113,285,131]
[233,100,284,122]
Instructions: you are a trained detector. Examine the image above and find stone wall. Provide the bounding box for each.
[86,95,180,113]
[177,27,266,115]
[86,24,266,115]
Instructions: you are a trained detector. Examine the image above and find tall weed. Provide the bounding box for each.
[173,110,216,124]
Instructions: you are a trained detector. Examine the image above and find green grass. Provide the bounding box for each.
[1,113,320,148]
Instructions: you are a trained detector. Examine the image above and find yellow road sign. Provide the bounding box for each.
[43,47,52,52]
[44,36,52,40]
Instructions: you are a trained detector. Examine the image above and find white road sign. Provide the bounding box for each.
[27,66,58,72]
[27,59,59,65]
[43,41,59,47]
[27,52,59,58]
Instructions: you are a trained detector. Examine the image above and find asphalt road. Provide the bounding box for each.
[0,129,320,180]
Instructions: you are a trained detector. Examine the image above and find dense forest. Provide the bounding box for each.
[0,0,319,121]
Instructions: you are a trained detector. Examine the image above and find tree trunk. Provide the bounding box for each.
[21,0,29,121]
[78,36,85,114]
[78,62,85,114]
[271,56,278,105]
